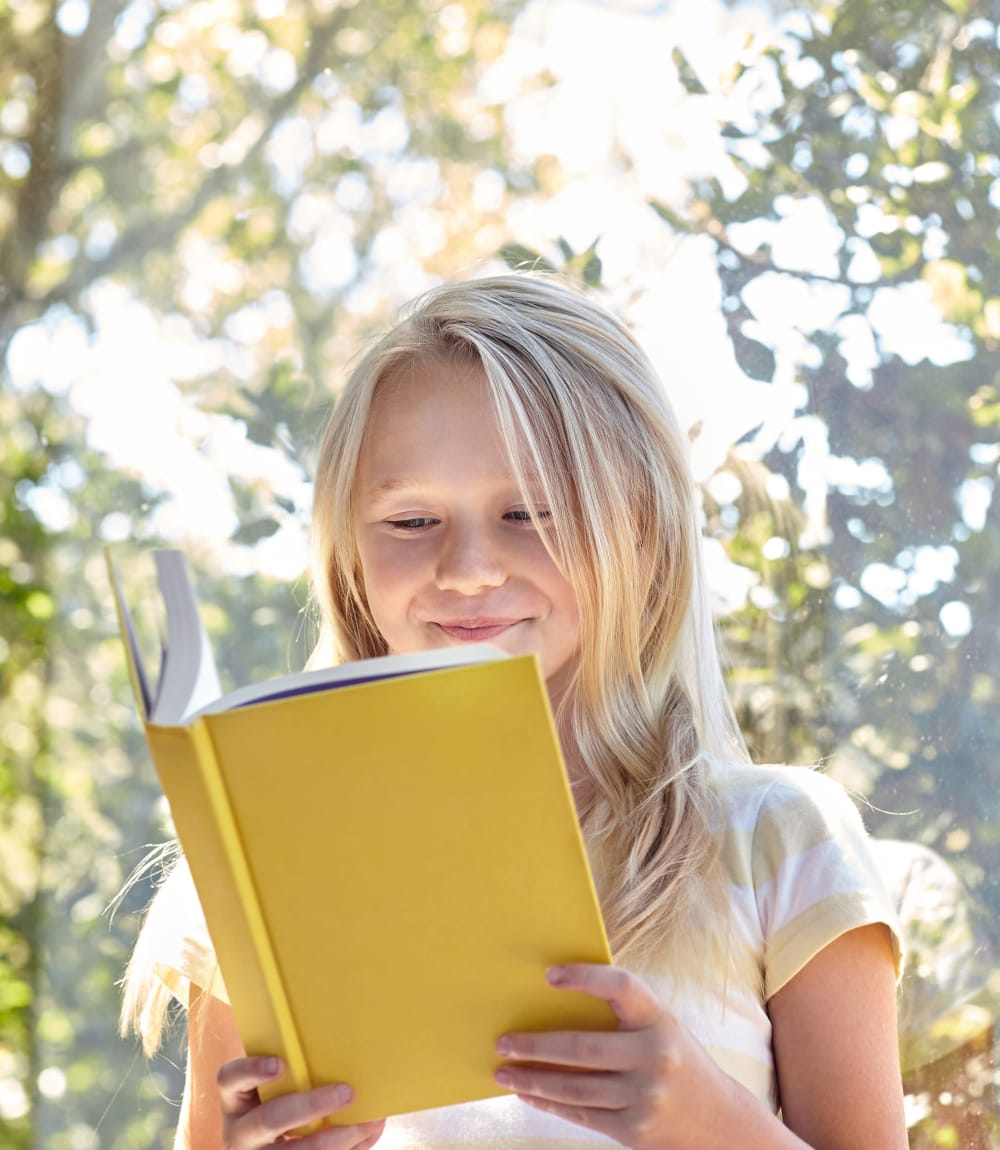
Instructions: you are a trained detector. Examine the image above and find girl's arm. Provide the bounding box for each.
[493,922,907,1150]
[176,986,385,1150]
[769,921,906,1148]
[175,986,242,1150]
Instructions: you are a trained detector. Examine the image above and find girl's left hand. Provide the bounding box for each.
[493,963,746,1150]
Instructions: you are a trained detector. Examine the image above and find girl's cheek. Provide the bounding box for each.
[364,537,434,593]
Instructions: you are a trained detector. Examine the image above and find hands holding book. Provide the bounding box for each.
[217,1056,385,1149]
[492,962,751,1150]
[110,551,615,1126]
[214,962,749,1150]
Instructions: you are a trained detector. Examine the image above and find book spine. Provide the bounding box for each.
[189,718,309,1091]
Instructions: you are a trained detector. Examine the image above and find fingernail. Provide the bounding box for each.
[495,1068,513,1087]
[263,1057,280,1076]
[547,966,566,985]
[496,1036,511,1056]
[321,1083,353,1107]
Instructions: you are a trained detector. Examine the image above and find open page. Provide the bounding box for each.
[105,551,153,720]
[132,550,506,726]
[152,551,223,725]
[195,643,506,719]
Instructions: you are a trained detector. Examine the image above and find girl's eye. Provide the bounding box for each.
[505,509,552,524]
[387,517,437,531]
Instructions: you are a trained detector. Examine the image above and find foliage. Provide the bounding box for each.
[664,4,1000,1139]
[1,0,520,1142]
[666,0,1000,903]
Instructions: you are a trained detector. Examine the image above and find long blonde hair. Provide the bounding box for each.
[311,272,748,968]
[123,272,751,1054]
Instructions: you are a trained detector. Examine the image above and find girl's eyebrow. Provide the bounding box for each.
[362,477,436,504]
[367,478,418,497]
[366,474,538,497]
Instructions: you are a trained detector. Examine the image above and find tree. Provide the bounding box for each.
[2,0,998,1143]
[660,1,1000,1141]
[1,1,522,1143]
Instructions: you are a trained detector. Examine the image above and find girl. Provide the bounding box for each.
[122,273,907,1150]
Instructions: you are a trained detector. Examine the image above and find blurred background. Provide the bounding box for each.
[1,0,999,1145]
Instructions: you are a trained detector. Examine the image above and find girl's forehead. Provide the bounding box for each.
[365,359,494,436]
[378,348,484,389]
[356,366,547,494]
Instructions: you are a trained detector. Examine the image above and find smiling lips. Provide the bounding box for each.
[433,618,524,642]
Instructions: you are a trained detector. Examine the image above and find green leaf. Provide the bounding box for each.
[648,200,691,233]
[497,244,556,273]
[581,252,602,288]
[731,331,777,382]
[232,518,282,545]
[672,48,708,96]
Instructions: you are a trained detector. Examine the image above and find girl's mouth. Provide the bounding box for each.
[433,619,522,642]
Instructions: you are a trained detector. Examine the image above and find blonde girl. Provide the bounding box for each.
[123,273,906,1150]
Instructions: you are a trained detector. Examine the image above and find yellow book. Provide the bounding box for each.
[109,549,613,1124]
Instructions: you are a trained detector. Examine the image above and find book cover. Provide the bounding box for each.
[109,549,614,1124]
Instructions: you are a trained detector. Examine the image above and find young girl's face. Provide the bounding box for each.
[353,357,582,695]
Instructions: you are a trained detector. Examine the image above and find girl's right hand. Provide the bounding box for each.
[217,1055,386,1149]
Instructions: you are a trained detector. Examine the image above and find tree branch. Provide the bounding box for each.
[26,12,351,313]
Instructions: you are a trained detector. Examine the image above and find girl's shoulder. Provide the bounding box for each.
[709,760,865,836]
[711,761,888,882]
[709,762,903,996]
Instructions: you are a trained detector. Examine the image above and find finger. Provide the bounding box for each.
[516,1093,623,1140]
[352,1121,387,1150]
[495,1064,630,1110]
[232,1082,355,1146]
[217,1056,284,1116]
[281,1117,386,1150]
[497,1027,640,1070]
[546,964,662,1030]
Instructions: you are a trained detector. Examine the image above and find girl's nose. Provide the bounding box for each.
[434,523,507,594]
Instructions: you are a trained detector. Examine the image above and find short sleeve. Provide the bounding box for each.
[750,769,903,1000]
[134,857,230,1005]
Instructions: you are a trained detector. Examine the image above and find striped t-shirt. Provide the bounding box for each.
[145,763,901,1149]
